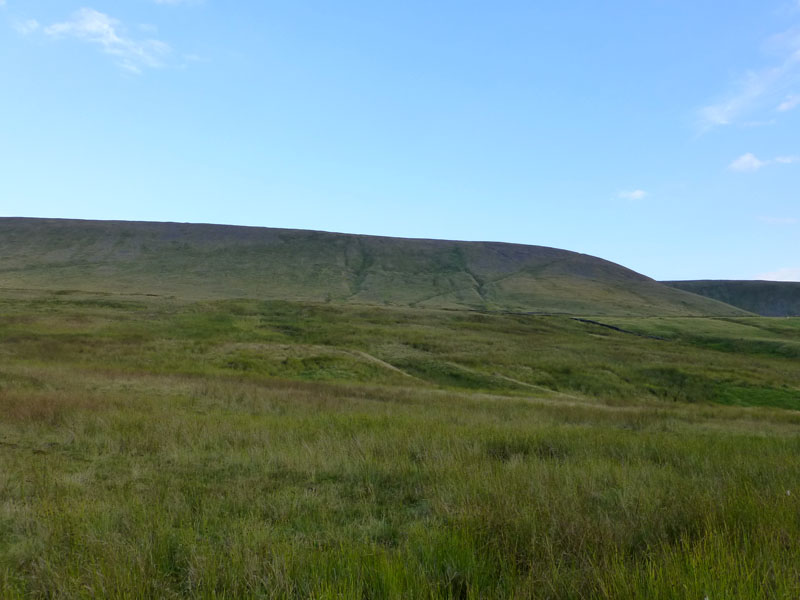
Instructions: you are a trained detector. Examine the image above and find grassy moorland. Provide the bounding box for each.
[665,280,800,317]
[1,288,799,598]
[0,218,746,316]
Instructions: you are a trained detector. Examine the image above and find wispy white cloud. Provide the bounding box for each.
[777,93,800,111]
[758,216,798,225]
[699,73,775,128]
[729,153,767,172]
[755,267,800,281]
[42,8,170,73]
[729,152,799,172]
[699,29,800,129]
[618,189,647,201]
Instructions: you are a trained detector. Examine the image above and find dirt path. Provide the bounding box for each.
[343,349,425,381]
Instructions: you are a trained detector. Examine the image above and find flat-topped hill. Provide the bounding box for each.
[0,218,747,316]
[665,280,800,317]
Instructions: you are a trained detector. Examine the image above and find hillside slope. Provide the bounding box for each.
[0,218,747,316]
[665,280,800,317]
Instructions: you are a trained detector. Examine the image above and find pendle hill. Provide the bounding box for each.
[0,217,746,317]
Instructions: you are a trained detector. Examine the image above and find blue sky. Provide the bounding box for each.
[1,1,799,281]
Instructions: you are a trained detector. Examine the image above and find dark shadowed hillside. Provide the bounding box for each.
[0,218,747,316]
[665,280,800,317]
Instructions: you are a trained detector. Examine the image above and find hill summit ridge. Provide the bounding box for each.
[0,217,746,316]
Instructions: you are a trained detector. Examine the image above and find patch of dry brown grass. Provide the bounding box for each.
[0,390,106,425]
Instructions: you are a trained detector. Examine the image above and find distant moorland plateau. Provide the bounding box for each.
[665,279,800,317]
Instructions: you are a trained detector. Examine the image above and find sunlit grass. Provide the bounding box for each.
[1,290,799,598]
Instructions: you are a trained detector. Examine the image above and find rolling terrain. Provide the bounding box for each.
[0,217,746,316]
[666,279,800,316]
[5,217,800,598]
[0,290,799,598]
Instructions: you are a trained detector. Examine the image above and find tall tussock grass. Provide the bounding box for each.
[0,389,105,425]
[1,292,799,597]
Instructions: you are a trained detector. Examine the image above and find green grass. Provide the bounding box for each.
[666,280,800,317]
[1,289,799,598]
[0,217,749,316]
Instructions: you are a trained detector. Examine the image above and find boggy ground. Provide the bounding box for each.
[1,289,799,598]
